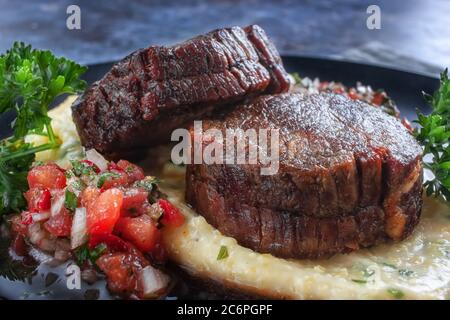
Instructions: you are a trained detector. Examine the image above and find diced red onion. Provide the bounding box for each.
[71,207,87,249]
[66,176,82,197]
[28,223,57,252]
[81,268,98,284]
[39,238,57,252]
[86,149,108,172]
[51,193,65,217]
[28,223,45,245]
[138,265,170,299]
[32,211,51,222]
[56,238,72,251]
[54,249,70,262]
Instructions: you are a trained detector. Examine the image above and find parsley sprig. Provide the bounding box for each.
[0,42,87,216]
[415,69,450,200]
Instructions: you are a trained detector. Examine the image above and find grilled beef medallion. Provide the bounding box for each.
[185,93,423,259]
[72,25,292,158]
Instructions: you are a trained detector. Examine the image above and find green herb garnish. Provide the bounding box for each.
[68,178,85,192]
[290,72,301,84]
[0,146,33,215]
[64,189,77,211]
[351,279,367,284]
[350,263,375,284]
[32,161,44,168]
[217,245,229,260]
[381,262,397,269]
[74,243,107,265]
[0,42,87,216]
[74,246,89,265]
[381,262,415,277]
[415,69,450,200]
[89,243,107,262]
[387,288,405,299]
[70,160,96,177]
[133,176,159,192]
[398,269,416,278]
[97,172,120,188]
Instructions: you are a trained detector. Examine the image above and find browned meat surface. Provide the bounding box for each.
[185,93,423,259]
[72,25,292,158]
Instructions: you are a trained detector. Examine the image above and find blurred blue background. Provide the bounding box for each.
[0,0,448,77]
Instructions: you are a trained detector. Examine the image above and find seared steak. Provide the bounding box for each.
[72,25,292,158]
[185,93,423,259]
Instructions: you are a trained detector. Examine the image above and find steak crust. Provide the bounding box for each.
[185,93,423,259]
[72,25,291,159]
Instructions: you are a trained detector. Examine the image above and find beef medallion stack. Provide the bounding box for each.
[72,25,423,260]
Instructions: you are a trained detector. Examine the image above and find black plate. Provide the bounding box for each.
[0,57,440,300]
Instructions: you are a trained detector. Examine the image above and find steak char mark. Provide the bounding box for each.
[72,25,292,158]
[185,93,423,259]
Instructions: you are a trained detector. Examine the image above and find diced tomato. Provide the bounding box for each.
[11,234,28,256]
[87,188,123,235]
[121,188,149,215]
[115,215,160,252]
[100,170,129,191]
[88,233,148,263]
[158,199,185,228]
[21,211,34,226]
[80,186,100,210]
[371,92,385,106]
[89,233,133,252]
[117,160,145,183]
[44,207,72,236]
[347,90,359,100]
[319,81,329,90]
[150,231,167,264]
[81,159,101,173]
[27,163,66,189]
[24,187,51,212]
[96,253,147,295]
[333,86,345,94]
[10,214,29,235]
[107,162,124,172]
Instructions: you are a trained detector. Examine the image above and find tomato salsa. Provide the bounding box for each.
[8,150,184,299]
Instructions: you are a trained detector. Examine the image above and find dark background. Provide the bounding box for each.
[0,0,448,77]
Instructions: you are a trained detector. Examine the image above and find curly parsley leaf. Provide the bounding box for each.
[0,139,34,215]
[414,69,450,201]
[0,42,87,138]
[0,42,87,216]
[414,69,450,199]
